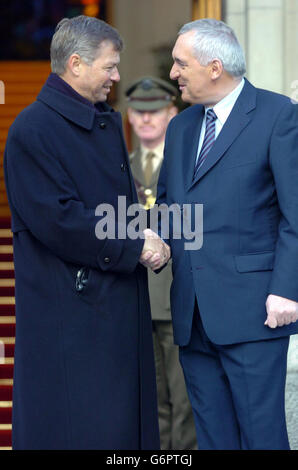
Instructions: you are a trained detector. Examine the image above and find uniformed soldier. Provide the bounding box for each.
[126,77,197,450]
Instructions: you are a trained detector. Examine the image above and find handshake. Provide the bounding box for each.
[139,228,171,271]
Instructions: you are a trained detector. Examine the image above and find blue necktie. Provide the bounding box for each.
[193,108,217,178]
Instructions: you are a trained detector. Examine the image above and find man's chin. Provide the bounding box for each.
[96,88,111,102]
[180,91,192,104]
[97,93,108,102]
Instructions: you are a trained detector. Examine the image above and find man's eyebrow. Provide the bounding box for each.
[173,57,187,66]
[105,59,120,66]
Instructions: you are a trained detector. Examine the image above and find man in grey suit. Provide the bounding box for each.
[126,77,197,450]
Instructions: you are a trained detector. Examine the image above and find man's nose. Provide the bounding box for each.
[170,63,179,80]
[112,67,120,82]
[142,112,152,122]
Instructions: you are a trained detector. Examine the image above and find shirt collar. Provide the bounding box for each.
[140,141,165,161]
[38,77,115,130]
[206,78,245,126]
[46,73,109,115]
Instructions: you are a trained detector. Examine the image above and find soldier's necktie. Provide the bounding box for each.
[193,108,217,178]
[144,151,155,186]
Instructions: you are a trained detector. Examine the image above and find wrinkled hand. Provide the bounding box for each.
[265,294,298,328]
[139,229,171,271]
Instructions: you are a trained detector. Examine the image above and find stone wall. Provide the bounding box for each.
[224,0,298,98]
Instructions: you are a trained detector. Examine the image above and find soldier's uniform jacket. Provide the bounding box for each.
[130,148,172,321]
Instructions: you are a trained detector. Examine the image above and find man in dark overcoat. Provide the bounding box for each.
[4,15,169,450]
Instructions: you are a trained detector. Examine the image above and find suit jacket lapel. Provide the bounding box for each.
[183,106,205,193]
[188,79,257,190]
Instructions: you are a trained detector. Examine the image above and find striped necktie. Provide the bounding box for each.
[193,108,217,178]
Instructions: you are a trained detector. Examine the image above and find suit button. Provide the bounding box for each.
[120,163,126,171]
[104,257,110,263]
[99,122,106,129]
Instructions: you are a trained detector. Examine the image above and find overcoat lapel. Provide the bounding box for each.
[187,79,257,190]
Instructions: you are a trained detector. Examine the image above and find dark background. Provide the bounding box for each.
[0,0,108,60]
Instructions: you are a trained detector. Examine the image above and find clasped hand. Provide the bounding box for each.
[139,229,171,271]
[265,294,298,328]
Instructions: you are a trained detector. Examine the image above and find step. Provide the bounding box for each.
[0,270,14,279]
[0,364,14,379]
[0,219,11,229]
[1,343,14,358]
[0,230,12,245]
[0,95,36,107]
[0,262,14,269]
[0,304,15,316]
[1,340,15,363]
[0,241,13,248]
[0,429,12,448]
[0,252,13,262]
[0,385,12,401]
[0,247,13,255]
[0,403,12,424]
[3,83,44,95]
[0,198,9,207]
[0,256,13,263]
[0,276,15,294]
[0,60,50,73]
[0,279,14,285]
[0,324,15,337]
[0,424,12,430]
[0,209,11,219]
[0,107,24,120]
[0,356,14,366]
[0,379,13,386]
[0,298,15,306]
[0,317,16,325]
[0,229,12,238]
[0,127,10,145]
[0,181,7,191]
[0,285,14,295]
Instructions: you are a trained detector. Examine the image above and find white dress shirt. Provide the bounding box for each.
[196,78,245,162]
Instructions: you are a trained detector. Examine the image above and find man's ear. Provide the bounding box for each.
[67,53,82,77]
[209,58,223,80]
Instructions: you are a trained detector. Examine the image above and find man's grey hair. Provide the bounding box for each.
[50,15,124,75]
[179,19,246,78]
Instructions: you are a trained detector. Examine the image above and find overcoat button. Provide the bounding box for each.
[104,257,110,263]
[120,163,126,171]
[99,122,106,129]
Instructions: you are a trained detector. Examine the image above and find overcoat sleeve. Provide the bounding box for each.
[5,121,144,273]
[155,123,172,247]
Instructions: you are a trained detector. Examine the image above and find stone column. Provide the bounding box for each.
[224,0,298,98]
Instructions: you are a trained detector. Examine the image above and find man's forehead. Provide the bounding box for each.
[96,40,120,58]
[172,32,197,61]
